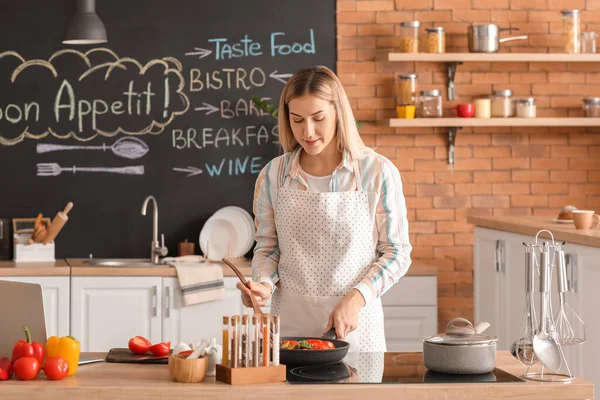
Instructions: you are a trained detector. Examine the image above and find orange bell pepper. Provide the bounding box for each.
[45,336,80,376]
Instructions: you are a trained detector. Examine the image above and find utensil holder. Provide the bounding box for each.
[518,229,585,382]
[12,218,55,262]
[215,363,286,385]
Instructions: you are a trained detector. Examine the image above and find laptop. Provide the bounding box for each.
[0,280,104,365]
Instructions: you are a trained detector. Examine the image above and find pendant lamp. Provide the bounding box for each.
[63,0,107,45]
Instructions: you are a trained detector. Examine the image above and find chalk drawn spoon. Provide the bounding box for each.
[36,137,149,160]
[37,163,144,176]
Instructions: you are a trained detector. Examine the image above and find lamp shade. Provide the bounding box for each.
[63,0,107,45]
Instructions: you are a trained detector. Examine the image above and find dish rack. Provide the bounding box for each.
[514,230,586,382]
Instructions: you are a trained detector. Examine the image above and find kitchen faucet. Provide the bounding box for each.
[141,195,168,264]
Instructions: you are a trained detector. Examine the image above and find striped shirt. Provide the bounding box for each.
[252,146,412,305]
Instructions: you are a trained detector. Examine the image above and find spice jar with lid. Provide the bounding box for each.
[583,97,600,117]
[490,90,514,118]
[424,27,445,53]
[562,10,581,53]
[416,90,443,118]
[516,98,537,118]
[399,21,420,53]
[395,73,418,106]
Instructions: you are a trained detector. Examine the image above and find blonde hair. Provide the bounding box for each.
[278,66,368,160]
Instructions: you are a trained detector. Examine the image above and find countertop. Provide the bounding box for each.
[0,259,438,277]
[0,351,592,400]
[467,215,600,248]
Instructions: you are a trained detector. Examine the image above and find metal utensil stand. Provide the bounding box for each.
[519,230,586,382]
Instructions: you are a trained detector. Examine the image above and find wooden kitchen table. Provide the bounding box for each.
[0,351,593,399]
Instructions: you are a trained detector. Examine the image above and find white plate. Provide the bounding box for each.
[199,217,239,261]
[213,208,247,258]
[214,206,255,256]
[553,219,574,224]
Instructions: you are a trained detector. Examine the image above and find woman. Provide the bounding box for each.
[236,66,412,352]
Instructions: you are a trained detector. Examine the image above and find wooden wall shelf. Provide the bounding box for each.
[388,53,600,63]
[389,118,600,165]
[389,118,600,128]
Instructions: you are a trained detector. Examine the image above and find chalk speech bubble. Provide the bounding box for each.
[0,48,189,146]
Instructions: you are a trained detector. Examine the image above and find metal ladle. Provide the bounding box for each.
[512,245,538,366]
[532,243,562,372]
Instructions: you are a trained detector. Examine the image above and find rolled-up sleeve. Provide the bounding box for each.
[251,162,280,291]
[354,158,412,305]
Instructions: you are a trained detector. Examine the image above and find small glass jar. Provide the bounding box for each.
[416,89,443,118]
[581,31,598,54]
[424,27,445,53]
[516,98,537,118]
[399,21,420,53]
[491,90,514,118]
[562,9,581,53]
[583,97,600,117]
[395,73,418,106]
[474,98,491,118]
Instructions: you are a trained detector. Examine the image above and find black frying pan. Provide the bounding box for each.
[279,329,350,366]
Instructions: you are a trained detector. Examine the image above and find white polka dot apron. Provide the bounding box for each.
[271,164,387,352]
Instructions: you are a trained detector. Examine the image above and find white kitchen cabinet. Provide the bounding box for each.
[474,227,600,387]
[0,276,70,338]
[71,277,163,352]
[162,277,243,345]
[382,276,438,352]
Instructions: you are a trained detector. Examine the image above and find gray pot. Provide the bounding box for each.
[468,24,528,53]
[423,318,498,375]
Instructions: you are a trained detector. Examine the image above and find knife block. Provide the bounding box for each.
[215,363,286,385]
[13,218,55,262]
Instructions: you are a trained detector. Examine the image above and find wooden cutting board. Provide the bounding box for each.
[105,348,171,364]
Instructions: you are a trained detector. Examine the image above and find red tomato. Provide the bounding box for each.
[128,336,151,355]
[44,357,69,381]
[149,342,170,357]
[0,357,13,380]
[322,340,335,349]
[306,339,323,345]
[311,343,328,350]
[13,357,40,380]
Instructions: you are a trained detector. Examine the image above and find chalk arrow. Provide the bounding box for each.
[173,166,204,177]
[184,47,213,59]
[269,70,292,84]
[194,102,219,115]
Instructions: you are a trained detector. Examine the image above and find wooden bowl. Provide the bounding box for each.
[168,354,208,383]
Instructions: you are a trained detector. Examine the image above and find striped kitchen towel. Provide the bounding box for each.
[166,257,225,306]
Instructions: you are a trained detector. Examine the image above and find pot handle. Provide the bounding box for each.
[499,35,529,44]
[445,317,474,335]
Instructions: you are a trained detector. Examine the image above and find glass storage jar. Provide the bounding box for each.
[516,98,536,118]
[395,73,418,106]
[562,9,581,53]
[581,31,598,54]
[491,90,514,118]
[399,21,420,53]
[424,27,445,53]
[583,97,600,117]
[417,90,443,118]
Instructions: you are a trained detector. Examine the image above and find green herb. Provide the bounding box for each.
[297,340,312,349]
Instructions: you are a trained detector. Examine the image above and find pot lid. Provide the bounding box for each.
[424,318,498,346]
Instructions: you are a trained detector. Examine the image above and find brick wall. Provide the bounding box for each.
[336,0,600,331]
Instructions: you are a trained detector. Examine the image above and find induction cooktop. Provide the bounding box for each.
[286,352,526,384]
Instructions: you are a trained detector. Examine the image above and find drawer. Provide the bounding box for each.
[381,276,437,306]
[383,306,437,352]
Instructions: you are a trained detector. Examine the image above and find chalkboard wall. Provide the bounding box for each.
[0,0,336,258]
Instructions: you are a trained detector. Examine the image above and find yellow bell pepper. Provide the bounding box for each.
[45,336,81,376]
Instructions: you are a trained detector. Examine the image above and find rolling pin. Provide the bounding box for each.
[43,202,74,244]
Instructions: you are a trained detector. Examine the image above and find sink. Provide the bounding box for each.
[83,258,165,267]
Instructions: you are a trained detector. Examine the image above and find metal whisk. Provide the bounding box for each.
[553,248,586,346]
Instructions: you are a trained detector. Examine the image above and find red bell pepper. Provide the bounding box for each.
[0,357,13,380]
[12,326,45,366]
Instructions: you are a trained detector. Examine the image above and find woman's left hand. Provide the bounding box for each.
[324,289,366,339]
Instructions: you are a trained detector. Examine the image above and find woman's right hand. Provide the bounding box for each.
[236,281,272,308]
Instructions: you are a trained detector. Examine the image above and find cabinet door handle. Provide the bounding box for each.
[165,286,171,318]
[152,286,158,317]
[495,240,505,273]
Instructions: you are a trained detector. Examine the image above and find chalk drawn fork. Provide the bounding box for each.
[36,163,145,176]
